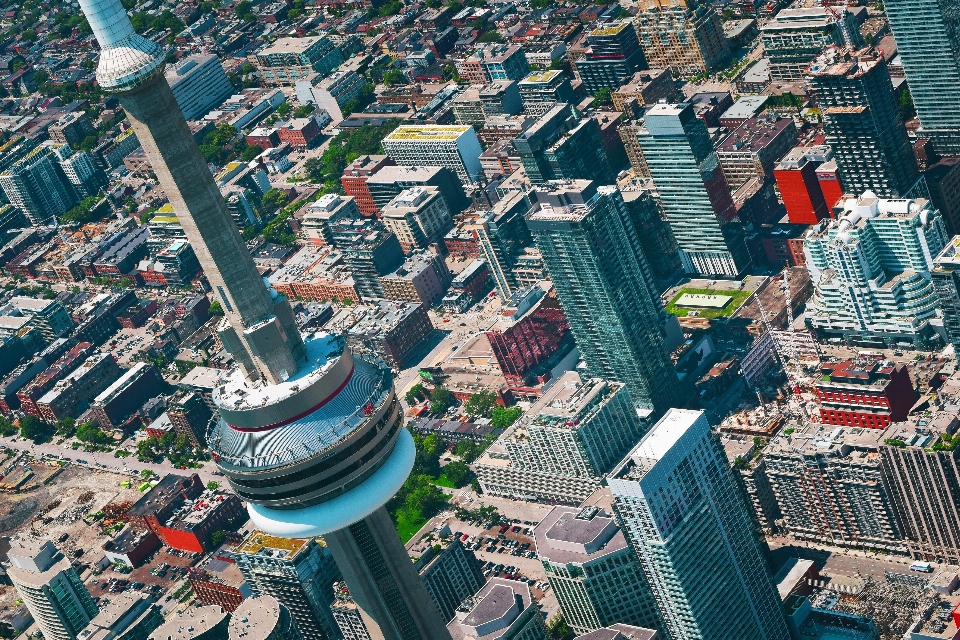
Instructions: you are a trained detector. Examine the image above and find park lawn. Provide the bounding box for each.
[431,474,458,489]
[396,513,431,543]
[664,287,753,319]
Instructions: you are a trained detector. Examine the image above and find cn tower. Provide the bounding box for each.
[76,3,450,640]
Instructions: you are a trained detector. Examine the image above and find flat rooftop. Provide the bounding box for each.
[534,506,627,564]
[234,530,311,561]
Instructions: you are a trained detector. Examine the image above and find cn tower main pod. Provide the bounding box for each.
[76,2,450,639]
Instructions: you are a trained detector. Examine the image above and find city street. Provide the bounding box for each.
[0,435,220,485]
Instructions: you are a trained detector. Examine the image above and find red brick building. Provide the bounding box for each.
[815,359,918,429]
[246,127,281,149]
[17,342,94,419]
[341,155,395,217]
[276,117,322,148]
[127,473,244,553]
[188,555,249,612]
[485,284,572,398]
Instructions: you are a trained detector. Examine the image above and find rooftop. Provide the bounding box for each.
[534,506,627,565]
[148,605,227,640]
[228,596,286,640]
[717,116,794,153]
[574,625,659,640]
[384,125,472,141]
[234,530,311,561]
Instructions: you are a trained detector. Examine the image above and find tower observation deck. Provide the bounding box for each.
[77,2,450,639]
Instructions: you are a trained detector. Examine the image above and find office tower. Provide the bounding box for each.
[883,0,960,153]
[638,102,751,276]
[255,36,344,86]
[475,371,647,503]
[933,238,960,358]
[925,157,960,235]
[447,579,547,640]
[608,409,791,640]
[880,417,960,563]
[620,190,681,281]
[59,149,109,198]
[331,219,405,300]
[527,182,685,413]
[545,118,617,186]
[803,192,948,347]
[0,145,79,225]
[471,191,534,299]
[773,146,834,225]
[482,45,531,82]
[149,606,229,640]
[807,47,920,197]
[634,0,729,75]
[7,537,99,640]
[167,390,213,447]
[381,186,454,253]
[760,8,858,82]
[764,422,904,553]
[575,22,647,94]
[382,126,484,184]
[229,532,342,640]
[366,165,470,216]
[534,506,661,635]
[229,596,304,640]
[77,3,450,640]
[165,55,233,120]
[341,155,396,217]
[78,593,163,640]
[410,537,485,622]
[513,105,615,184]
[518,70,576,117]
[49,112,96,147]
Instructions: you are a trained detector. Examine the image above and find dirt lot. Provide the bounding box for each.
[0,465,149,622]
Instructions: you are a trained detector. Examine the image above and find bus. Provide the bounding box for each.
[910,561,933,573]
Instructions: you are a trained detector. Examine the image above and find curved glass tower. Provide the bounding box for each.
[76,2,449,639]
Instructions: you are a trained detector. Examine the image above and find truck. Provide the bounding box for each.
[910,561,933,573]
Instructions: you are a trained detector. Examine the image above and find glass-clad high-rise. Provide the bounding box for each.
[638,102,751,277]
[884,0,960,153]
[608,409,791,640]
[525,181,687,415]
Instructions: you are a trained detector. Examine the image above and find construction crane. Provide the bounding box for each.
[821,0,855,47]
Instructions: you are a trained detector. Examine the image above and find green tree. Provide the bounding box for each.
[260,188,289,215]
[463,391,497,419]
[593,88,612,107]
[242,144,263,162]
[304,157,325,183]
[141,469,155,479]
[404,383,426,404]
[209,530,226,548]
[430,386,455,414]
[454,438,480,463]
[55,417,76,438]
[491,406,522,429]
[899,89,916,121]
[547,615,574,640]
[477,31,504,43]
[383,68,406,86]
[442,461,470,486]
[276,102,293,117]
[207,481,220,491]
[18,416,47,443]
[293,103,315,118]
[208,300,224,316]
[0,416,17,437]
[413,432,444,477]
[76,422,108,444]
[234,1,253,18]
[21,30,37,42]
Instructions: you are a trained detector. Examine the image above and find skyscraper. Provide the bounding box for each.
[883,0,960,153]
[575,21,647,94]
[229,532,342,640]
[533,506,662,635]
[608,409,790,640]
[806,47,920,197]
[803,192,948,347]
[77,3,449,640]
[634,0,729,75]
[638,103,751,276]
[0,145,79,225]
[7,537,99,640]
[513,105,615,185]
[525,181,686,414]
[932,237,960,358]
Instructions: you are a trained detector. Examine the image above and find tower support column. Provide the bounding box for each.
[324,507,449,640]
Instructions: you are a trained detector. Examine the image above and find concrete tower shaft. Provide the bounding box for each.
[78,0,306,385]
